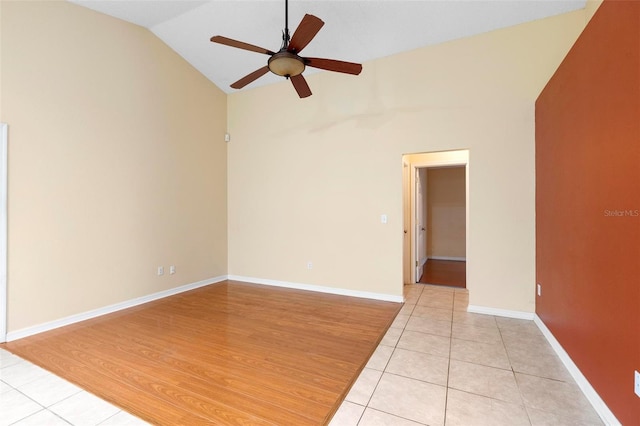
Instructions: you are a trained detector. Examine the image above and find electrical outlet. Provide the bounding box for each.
[635,370,640,398]
[537,283,542,296]
[307,261,313,270]
[170,265,176,275]
[157,266,164,276]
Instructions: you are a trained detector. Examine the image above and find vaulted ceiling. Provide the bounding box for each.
[70,0,587,93]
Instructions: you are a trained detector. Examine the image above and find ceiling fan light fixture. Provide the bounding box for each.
[268,51,305,77]
[211,5,361,98]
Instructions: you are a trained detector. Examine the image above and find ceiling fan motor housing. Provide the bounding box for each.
[268,51,306,77]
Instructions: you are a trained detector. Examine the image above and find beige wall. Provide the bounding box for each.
[427,167,465,259]
[0,2,600,333]
[585,0,605,22]
[228,10,588,311]
[1,1,228,332]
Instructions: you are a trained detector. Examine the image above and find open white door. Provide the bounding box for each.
[415,169,427,281]
[402,161,411,284]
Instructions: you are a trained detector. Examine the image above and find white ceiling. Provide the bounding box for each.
[70,0,587,93]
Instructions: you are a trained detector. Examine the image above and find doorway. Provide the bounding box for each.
[419,166,466,288]
[402,150,469,288]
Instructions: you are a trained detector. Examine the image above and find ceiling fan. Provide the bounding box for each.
[210,0,362,98]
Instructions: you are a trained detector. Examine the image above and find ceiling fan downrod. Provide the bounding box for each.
[281,0,291,50]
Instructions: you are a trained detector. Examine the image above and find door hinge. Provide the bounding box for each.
[415,261,418,267]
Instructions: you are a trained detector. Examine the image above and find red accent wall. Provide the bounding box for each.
[536,1,640,423]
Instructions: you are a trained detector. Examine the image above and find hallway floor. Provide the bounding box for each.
[419,260,466,288]
[329,283,603,426]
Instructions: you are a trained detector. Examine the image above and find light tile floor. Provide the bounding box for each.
[0,349,149,426]
[1,284,604,426]
[329,283,604,426]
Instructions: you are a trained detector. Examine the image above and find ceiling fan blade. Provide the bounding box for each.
[287,14,324,54]
[290,74,312,98]
[211,36,275,55]
[230,66,270,89]
[305,57,362,75]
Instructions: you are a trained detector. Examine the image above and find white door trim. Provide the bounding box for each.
[406,150,469,285]
[0,124,8,343]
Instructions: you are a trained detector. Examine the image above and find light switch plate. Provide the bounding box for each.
[635,370,640,398]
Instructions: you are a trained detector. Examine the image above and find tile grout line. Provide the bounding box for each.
[357,283,427,425]
[365,284,430,425]
[353,288,413,425]
[337,285,602,426]
[1,354,49,425]
[1,349,134,426]
[495,319,533,426]
[442,295,455,426]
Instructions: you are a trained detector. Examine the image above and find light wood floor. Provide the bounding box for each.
[3,280,402,425]
[419,260,466,288]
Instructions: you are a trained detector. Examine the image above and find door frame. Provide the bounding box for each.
[0,124,7,342]
[405,150,469,285]
[414,168,427,281]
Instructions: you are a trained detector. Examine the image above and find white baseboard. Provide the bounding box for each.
[6,275,403,342]
[6,275,227,342]
[534,315,621,426]
[466,307,619,424]
[467,304,534,320]
[228,275,404,303]
[429,256,466,262]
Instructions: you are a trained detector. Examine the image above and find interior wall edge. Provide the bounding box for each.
[4,275,228,342]
[585,0,605,23]
[0,124,7,343]
[533,315,621,425]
